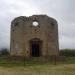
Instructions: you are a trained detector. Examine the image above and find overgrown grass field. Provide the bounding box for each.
[0,57,75,75]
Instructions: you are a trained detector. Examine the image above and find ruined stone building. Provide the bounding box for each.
[10,15,59,57]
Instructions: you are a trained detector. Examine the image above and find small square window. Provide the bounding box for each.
[51,22,54,26]
[15,22,18,26]
[13,29,14,32]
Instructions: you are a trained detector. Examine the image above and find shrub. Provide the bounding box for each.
[0,48,10,56]
[59,49,75,57]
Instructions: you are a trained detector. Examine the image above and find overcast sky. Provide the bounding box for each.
[0,0,75,49]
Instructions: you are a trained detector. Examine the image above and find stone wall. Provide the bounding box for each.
[10,15,59,57]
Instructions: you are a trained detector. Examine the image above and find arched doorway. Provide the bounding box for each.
[30,38,42,57]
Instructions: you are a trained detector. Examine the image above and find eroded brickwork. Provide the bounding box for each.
[10,15,59,57]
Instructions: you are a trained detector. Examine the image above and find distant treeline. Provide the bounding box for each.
[59,49,75,57]
[0,48,10,56]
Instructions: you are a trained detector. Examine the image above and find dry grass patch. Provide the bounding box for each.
[0,64,75,75]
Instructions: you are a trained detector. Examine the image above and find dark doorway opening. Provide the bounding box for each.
[31,42,40,57]
[30,38,42,57]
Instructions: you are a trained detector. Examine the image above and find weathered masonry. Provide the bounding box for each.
[10,15,59,57]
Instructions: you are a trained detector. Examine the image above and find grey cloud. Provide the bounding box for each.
[0,0,75,49]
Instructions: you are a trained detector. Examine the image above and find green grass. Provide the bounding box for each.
[0,57,75,67]
[0,64,75,75]
[0,57,75,75]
